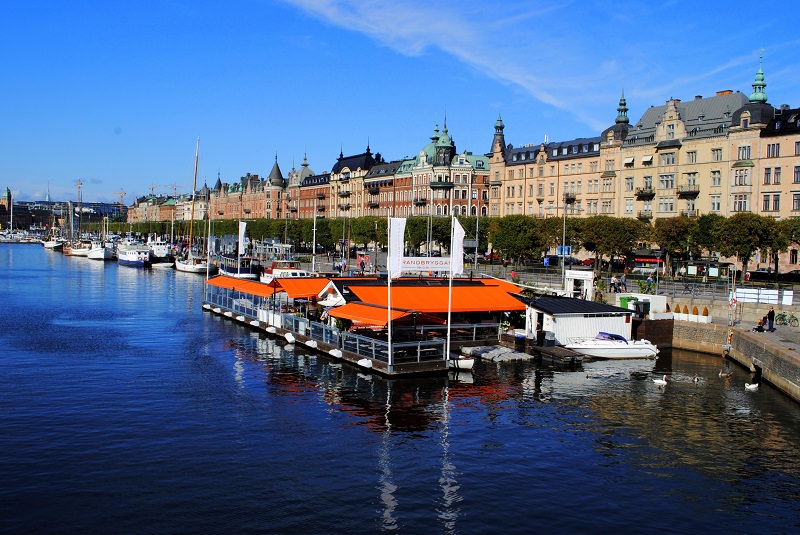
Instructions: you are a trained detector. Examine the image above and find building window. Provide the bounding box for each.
[602,200,612,213]
[625,177,634,191]
[775,167,782,184]
[667,124,675,139]
[792,249,798,264]
[764,168,772,185]
[763,194,771,212]
[711,170,721,186]
[734,168,749,186]
[625,198,633,214]
[737,145,751,160]
[538,166,544,177]
[605,160,614,171]
[659,174,675,189]
[537,182,544,197]
[767,143,781,158]
[644,175,653,189]
[712,148,723,161]
[794,194,800,211]
[795,141,800,156]
[711,195,721,212]
[660,152,676,166]
[687,151,697,164]
[658,197,674,212]
[773,194,781,212]
[590,161,598,173]
[733,194,749,212]
[686,172,697,185]
[795,166,800,184]
[549,182,555,195]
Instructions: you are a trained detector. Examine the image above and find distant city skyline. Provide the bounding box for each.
[2,0,799,204]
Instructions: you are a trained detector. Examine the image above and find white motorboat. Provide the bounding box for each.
[87,239,114,261]
[259,260,313,285]
[565,332,658,359]
[218,254,259,279]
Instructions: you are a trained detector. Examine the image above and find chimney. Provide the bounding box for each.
[716,90,733,96]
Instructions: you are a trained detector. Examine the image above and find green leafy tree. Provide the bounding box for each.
[717,213,774,281]
[492,215,542,261]
[692,213,725,257]
[653,216,698,270]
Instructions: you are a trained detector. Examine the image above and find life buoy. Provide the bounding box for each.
[730,297,737,308]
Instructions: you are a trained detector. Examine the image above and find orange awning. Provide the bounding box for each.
[347,284,526,313]
[275,277,331,299]
[327,302,412,326]
[206,276,276,298]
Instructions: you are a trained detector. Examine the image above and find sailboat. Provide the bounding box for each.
[176,138,214,274]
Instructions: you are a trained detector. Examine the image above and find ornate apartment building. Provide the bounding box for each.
[128,59,800,266]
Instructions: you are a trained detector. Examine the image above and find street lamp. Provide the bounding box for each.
[560,191,577,288]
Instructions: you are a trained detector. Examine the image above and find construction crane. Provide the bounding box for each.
[113,189,126,207]
[149,184,160,196]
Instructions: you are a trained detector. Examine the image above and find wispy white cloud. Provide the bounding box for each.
[283,0,796,135]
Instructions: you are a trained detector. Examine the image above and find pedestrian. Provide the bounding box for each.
[767,306,775,332]
[619,273,627,292]
[611,275,619,293]
[645,275,653,293]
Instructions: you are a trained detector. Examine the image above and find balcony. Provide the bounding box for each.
[316,205,326,212]
[677,184,700,198]
[338,203,351,211]
[316,192,326,200]
[368,202,380,209]
[338,190,351,197]
[680,209,697,218]
[563,192,576,204]
[413,197,427,206]
[289,207,297,213]
[368,186,380,195]
[635,187,655,199]
[637,210,653,220]
[430,180,454,189]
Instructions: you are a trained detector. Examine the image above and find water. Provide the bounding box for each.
[2,245,800,534]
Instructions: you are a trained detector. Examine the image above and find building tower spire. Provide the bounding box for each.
[615,90,630,124]
[749,51,768,104]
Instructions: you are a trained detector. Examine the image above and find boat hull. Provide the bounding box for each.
[565,340,658,359]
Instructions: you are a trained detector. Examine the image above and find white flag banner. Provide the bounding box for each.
[451,218,465,275]
[238,221,247,256]
[388,217,406,278]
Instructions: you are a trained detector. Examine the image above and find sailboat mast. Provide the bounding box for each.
[188,137,199,250]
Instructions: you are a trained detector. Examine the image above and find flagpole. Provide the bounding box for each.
[387,215,393,370]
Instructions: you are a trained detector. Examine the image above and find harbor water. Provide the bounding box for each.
[2,245,800,534]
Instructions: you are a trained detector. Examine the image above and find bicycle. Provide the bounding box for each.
[775,311,799,327]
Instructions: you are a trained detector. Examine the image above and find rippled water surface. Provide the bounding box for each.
[2,245,800,534]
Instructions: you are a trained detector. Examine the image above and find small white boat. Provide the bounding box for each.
[87,239,114,261]
[175,252,213,274]
[448,356,475,371]
[565,332,658,359]
[260,260,313,285]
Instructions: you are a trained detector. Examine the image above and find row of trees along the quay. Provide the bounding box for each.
[103,212,800,282]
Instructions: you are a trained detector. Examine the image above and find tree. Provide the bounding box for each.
[717,213,774,282]
[692,213,724,257]
[491,215,542,261]
[653,216,698,270]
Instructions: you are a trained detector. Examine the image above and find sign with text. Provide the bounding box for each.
[400,257,455,272]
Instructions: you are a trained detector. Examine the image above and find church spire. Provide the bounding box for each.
[749,51,768,104]
[615,90,629,124]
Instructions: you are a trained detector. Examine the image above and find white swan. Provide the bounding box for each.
[745,382,759,391]
[653,374,668,386]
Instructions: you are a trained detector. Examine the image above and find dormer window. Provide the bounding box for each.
[742,119,749,128]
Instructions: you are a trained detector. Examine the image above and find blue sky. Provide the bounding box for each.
[2,0,799,204]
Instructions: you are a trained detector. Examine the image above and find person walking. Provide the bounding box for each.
[620,273,627,292]
[767,306,775,332]
[645,275,653,293]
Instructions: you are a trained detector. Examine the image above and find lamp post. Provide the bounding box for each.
[560,191,577,288]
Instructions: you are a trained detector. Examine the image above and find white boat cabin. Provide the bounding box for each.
[524,296,634,345]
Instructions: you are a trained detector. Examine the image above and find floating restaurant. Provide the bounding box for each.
[202,274,526,376]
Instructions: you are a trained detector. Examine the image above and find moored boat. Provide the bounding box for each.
[259,260,313,284]
[565,332,658,359]
[117,237,151,267]
[87,239,114,261]
[218,254,259,279]
[175,252,214,274]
